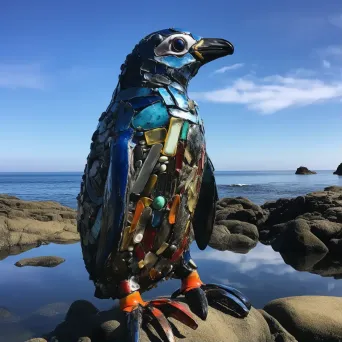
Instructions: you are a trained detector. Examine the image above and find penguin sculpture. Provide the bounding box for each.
[77,28,251,341]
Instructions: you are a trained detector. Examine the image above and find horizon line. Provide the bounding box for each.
[0,169,336,173]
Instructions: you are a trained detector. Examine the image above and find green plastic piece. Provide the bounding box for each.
[152,196,166,210]
[180,121,189,140]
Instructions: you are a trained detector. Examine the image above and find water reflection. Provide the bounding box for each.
[1,242,342,341]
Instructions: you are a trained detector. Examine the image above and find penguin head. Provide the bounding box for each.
[119,28,234,90]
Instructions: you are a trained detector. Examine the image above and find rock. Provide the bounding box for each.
[264,296,342,342]
[15,256,65,268]
[43,299,296,342]
[209,197,265,253]
[295,166,316,175]
[209,221,259,253]
[212,187,342,277]
[24,339,48,342]
[333,163,342,175]
[259,187,342,258]
[0,194,79,260]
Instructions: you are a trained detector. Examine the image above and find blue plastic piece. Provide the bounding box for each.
[168,86,189,110]
[183,249,191,263]
[116,87,153,102]
[158,88,174,106]
[132,102,169,130]
[169,108,199,124]
[152,210,164,228]
[114,103,135,132]
[191,33,202,41]
[91,207,102,240]
[129,96,161,110]
[96,128,134,268]
[169,82,184,92]
[155,53,196,69]
[210,283,251,310]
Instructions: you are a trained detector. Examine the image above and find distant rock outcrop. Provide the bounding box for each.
[295,166,316,175]
[333,163,342,175]
[0,194,79,261]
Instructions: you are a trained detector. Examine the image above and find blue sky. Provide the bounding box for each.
[0,0,341,171]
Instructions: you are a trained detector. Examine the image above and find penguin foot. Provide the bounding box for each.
[121,291,198,342]
[171,271,251,320]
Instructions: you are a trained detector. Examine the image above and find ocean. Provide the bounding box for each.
[0,171,341,341]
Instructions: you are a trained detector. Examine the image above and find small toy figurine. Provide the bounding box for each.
[77,28,251,342]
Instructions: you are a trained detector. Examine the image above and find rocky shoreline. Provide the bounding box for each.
[0,194,79,260]
[0,187,342,341]
[1,186,342,263]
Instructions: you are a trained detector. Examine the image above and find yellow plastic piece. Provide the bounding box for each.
[156,242,169,255]
[169,194,181,224]
[184,147,192,164]
[162,117,183,156]
[120,226,133,251]
[138,260,145,269]
[140,197,153,207]
[144,128,167,145]
[142,174,158,196]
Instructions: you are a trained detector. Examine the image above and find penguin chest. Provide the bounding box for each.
[118,117,206,291]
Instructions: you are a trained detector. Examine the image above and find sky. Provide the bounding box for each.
[0,0,341,171]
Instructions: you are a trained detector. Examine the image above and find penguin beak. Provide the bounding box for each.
[190,38,234,64]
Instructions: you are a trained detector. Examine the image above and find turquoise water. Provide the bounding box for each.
[0,171,341,341]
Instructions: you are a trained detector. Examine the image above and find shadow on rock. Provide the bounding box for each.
[280,251,342,279]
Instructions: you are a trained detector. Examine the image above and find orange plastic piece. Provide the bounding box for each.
[129,200,145,233]
[180,271,203,293]
[169,194,181,224]
[120,291,147,312]
[149,268,162,280]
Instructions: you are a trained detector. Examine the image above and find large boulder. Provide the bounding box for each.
[333,163,342,175]
[264,296,342,342]
[40,299,296,342]
[209,197,265,253]
[0,194,79,260]
[295,166,316,175]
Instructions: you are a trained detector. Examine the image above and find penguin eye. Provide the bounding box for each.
[171,38,186,52]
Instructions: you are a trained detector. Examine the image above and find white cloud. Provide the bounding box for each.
[213,63,244,74]
[0,63,45,90]
[190,73,342,114]
[192,243,295,274]
[323,60,331,69]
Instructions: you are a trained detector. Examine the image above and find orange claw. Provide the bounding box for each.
[180,271,203,293]
[120,291,147,312]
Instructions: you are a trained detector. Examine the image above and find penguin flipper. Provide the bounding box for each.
[192,154,218,250]
[95,128,135,271]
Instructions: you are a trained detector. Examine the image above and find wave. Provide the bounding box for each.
[226,184,250,187]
